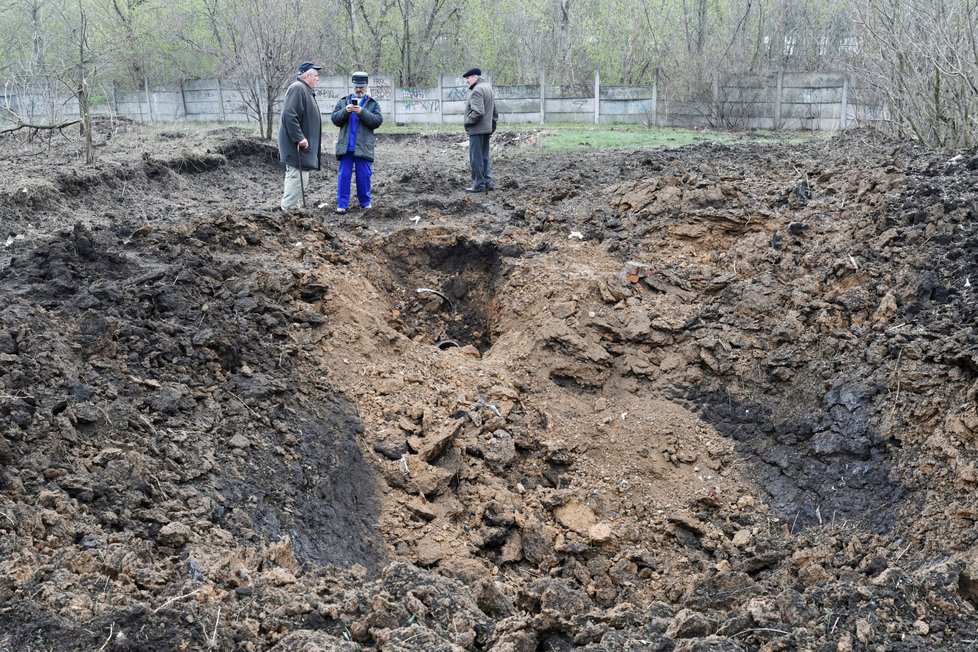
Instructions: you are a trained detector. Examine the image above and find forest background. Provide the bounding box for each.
[0,0,975,148]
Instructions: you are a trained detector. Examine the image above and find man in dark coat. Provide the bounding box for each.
[330,71,383,213]
[278,61,323,211]
[462,67,498,192]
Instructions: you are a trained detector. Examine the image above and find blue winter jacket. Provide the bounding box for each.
[330,95,383,161]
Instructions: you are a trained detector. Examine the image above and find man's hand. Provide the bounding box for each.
[298,138,309,150]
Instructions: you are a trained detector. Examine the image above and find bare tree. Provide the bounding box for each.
[340,0,464,86]
[71,0,93,161]
[850,0,978,146]
[2,0,61,120]
[553,0,575,81]
[49,0,101,160]
[1,0,971,148]
[200,0,326,139]
[106,0,162,87]
[342,0,396,74]
[0,0,104,160]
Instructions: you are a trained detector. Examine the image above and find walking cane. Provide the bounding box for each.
[296,143,306,208]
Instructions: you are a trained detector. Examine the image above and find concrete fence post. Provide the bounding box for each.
[144,77,153,122]
[652,68,658,127]
[391,80,397,125]
[841,75,849,130]
[540,70,546,124]
[438,74,443,124]
[179,80,188,120]
[775,71,784,128]
[594,69,600,124]
[217,79,226,121]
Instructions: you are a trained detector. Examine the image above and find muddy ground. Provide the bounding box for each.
[1,119,977,651]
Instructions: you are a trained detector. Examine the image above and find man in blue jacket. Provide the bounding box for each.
[330,71,383,214]
[278,61,323,211]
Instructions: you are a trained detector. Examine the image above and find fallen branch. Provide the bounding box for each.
[0,118,81,136]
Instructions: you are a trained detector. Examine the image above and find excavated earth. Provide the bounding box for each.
[1,120,978,651]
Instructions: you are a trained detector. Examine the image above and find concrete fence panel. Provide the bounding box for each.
[1,70,881,133]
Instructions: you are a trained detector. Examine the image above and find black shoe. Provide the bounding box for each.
[485,185,494,191]
[464,186,487,193]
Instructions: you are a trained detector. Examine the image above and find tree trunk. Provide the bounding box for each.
[78,3,93,163]
[265,81,276,141]
[80,78,93,164]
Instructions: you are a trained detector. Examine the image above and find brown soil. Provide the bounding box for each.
[2,119,978,651]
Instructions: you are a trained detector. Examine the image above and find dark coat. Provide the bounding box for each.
[464,77,497,136]
[331,95,383,161]
[278,78,322,170]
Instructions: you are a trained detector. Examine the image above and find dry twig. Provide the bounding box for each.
[731,627,792,638]
[152,587,202,614]
[227,390,260,418]
[96,623,114,652]
[139,414,160,437]
[210,607,221,648]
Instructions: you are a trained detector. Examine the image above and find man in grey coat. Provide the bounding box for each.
[462,67,498,192]
[278,61,323,211]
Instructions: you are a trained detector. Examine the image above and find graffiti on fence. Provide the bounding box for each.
[544,84,594,99]
[401,88,430,102]
[446,87,468,101]
[600,86,651,100]
[369,85,392,100]
[399,88,438,112]
[401,99,439,112]
[496,85,538,100]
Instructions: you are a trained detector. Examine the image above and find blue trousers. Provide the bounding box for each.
[468,134,493,189]
[337,153,372,208]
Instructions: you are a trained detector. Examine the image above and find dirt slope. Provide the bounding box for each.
[1,121,977,651]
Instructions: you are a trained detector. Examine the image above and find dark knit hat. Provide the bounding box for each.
[351,71,369,86]
[462,68,481,78]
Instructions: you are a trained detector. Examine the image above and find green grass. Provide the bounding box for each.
[378,120,827,149]
[535,124,825,150]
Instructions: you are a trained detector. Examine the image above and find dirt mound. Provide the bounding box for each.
[2,123,978,650]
